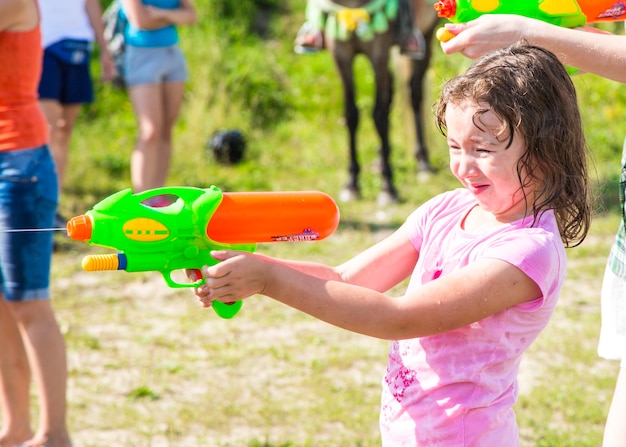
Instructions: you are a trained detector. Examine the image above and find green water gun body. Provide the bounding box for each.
[67,186,340,319]
[434,0,588,33]
[68,187,254,318]
[433,0,616,74]
[435,0,626,31]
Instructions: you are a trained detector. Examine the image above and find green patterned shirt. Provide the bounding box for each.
[608,221,626,278]
[608,138,626,278]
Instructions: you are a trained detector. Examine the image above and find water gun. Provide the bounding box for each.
[434,0,626,42]
[66,186,340,319]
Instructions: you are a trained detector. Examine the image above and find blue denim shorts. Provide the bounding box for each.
[124,45,188,87]
[0,146,58,301]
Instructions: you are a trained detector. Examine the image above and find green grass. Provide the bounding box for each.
[42,1,626,445]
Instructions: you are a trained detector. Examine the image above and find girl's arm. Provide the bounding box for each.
[193,221,421,301]
[195,224,542,340]
[440,15,626,84]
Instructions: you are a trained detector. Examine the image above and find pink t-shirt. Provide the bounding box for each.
[380,188,565,446]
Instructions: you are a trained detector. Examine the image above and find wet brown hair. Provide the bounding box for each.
[435,40,590,247]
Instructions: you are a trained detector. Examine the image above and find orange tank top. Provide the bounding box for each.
[0,23,48,151]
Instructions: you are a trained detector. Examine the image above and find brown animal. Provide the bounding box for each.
[310,0,438,205]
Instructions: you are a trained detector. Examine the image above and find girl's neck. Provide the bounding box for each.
[462,204,530,233]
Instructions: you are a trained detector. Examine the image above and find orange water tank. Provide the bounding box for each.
[206,191,340,244]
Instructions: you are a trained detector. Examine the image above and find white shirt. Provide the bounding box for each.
[40,0,95,48]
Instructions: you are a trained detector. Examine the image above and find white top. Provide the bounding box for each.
[40,0,94,48]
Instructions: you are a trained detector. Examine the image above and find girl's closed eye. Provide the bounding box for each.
[475,148,496,157]
[448,144,493,155]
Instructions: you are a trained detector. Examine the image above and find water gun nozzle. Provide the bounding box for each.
[67,215,93,241]
[434,0,456,18]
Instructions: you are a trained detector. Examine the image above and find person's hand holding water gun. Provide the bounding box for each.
[434,0,626,81]
[438,14,546,58]
[192,250,274,311]
[437,14,626,82]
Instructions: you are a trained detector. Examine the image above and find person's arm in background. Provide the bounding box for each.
[148,0,197,26]
[121,0,196,30]
[439,14,626,83]
[0,0,36,31]
[85,0,115,82]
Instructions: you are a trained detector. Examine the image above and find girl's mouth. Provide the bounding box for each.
[466,183,488,194]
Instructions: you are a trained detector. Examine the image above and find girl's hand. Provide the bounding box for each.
[192,251,269,308]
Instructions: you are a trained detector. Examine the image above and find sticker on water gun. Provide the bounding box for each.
[596,2,626,21]
[271,228,320,242]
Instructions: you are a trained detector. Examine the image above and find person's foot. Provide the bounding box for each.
[0,434,33,447]
[294,22,324,54]
[20,431,73,447]
[400,28,426,60]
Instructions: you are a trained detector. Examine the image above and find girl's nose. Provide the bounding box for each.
[454,152,477,177]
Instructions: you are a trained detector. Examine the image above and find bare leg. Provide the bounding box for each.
[38,100,82,192]
[603,366,626,447]
[129,83,165,192]
[10,300,71,447]
[158,81,185,185]
[128,81,184,192]
[0,298,33,446]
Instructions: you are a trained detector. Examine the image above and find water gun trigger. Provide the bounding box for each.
[162,268,206,289]
[187,268,206,288]
[180,267,242,319]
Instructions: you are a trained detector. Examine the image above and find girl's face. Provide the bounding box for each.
[446,101,532,224]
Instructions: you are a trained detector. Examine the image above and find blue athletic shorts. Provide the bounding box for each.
[38,39,94,104]
[0,146,58,301]
[124,45,188,87]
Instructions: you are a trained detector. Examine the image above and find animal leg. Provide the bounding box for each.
[332,49,361,203]
[371,54,399,206]
[410,9,438,180]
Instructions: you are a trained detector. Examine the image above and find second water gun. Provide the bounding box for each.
[66,186,340,319]
[434,0,626,42]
